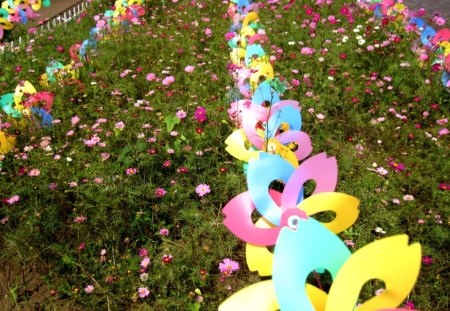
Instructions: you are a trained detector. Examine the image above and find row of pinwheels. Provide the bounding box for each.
[359,0,450,88]
[0,0,51,39]
[0,0,147,155]
[219,1,422,310]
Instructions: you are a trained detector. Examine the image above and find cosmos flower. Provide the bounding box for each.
[218,258,239,276]
[196,184,210,197]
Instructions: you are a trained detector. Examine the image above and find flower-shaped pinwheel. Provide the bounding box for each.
[226,98,312,167]
[220,218,421,311]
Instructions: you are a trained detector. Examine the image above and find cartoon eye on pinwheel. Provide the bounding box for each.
[220,218,421,311]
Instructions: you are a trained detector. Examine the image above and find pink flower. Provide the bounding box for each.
[93,178,103,184]
[196,184,210,196]
[139,248,149,257]
[74,216,87,223]
[403,194,415,201]
[84,285,94,294]
[155,188,166,197]
[141,257,151,269]
[218,258,239,276]
[316,113,325,121]
[434,16,446,26]
[300,47,315,55]
[438,128,449,136]
[115,121,125,129]
[126,168,138,175]
[159,228,169,236]
[5,195,20,204]
[176,110,187,120]
[138,287,150,298]
[28,169,40,177]
[146,73,156,81]
[162,76,175,86]
[205,28,212,37]
[69,181,78,187]
[71,115,80,126]
[184,65,195,73]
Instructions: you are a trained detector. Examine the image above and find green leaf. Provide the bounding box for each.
[165,116,181,132]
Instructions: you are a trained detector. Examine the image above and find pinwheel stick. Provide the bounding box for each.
[313,271,323,291]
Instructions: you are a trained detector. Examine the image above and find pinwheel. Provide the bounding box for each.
[223,152,341,242]
[13,81,36,115]
[0,130,16,154]
[0,111,16,154]
[220,220,421,311]
[408,17,426,31]
[0,93,22,118]
[30,107,52,128]
[22,91,54,112]
[245,44,265,66]
[226,99,312,166]
[420,26,436,47]
[431,29,450,46]
[239,26,255,49]
[0,7,14,37]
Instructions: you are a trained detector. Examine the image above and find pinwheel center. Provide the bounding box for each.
[280,208,308,230]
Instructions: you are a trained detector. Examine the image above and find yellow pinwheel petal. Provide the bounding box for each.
[326,235,421,311]
[246,218,275,277]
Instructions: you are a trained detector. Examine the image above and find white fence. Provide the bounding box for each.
[0,1,90,54]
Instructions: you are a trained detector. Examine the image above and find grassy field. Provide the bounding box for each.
[0,0,448,310]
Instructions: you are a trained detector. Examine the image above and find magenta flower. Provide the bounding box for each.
[218,258,239,276]
[387,161,405,172]
[422,256,433,265]
[403,301,415,309]
[155,188,167,197]
[139,248,149,257]
[438,183,450,191]
[162,254,173,264]
[196,184,210,197]
[194,106,207,123]
[138,287,150,299]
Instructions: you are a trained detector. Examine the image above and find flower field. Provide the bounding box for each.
[0,0,449,310]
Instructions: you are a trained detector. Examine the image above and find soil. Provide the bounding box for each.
[403,0,450,25]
